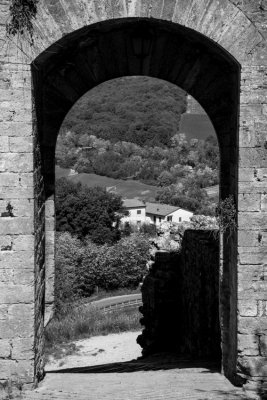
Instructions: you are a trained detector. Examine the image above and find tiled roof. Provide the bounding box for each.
[146,202,180,217]
[123,199,146,208]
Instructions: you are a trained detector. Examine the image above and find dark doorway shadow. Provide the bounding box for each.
[46,352,220,374]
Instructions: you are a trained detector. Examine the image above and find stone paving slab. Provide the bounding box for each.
[22,368,247,400]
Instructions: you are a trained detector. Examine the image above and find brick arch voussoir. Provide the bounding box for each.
[28,0,262,65]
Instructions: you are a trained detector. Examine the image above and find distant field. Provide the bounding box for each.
[180,114,216,141]
[205,185,219,200]
[56,167,219,202]
[56,167,158,202]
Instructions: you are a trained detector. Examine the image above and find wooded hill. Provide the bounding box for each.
[59,76,187,148]
[56,77,219,214]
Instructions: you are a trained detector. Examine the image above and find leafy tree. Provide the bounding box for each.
[55,232,151,305]
[86,234,151,291]
[158,170,175,187]
[156,183,215,215]
[56,178,126,244]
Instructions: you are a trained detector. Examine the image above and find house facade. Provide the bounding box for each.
[121,199,193,226]
[146,202,193,226]
[121,199,147,226]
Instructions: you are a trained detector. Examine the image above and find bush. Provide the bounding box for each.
[82,233,151,292]
[121,222,157,237]
[55,232,151,311]
[55,232,83,314]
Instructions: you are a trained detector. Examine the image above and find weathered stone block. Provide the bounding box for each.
[257,300,267,317]
[238,231,267,247]
[0,186,34,199]
[0,153,33,173]
[0,340,11,358]
[45,199,55,219]
[0,267,34,285]
[0,173,34,187]
[0,218,33,235]
[9,137,33,153]
[0,199,33,218]
[238,334,259,356]
[0,285,34,305]
[238,264,266,285]
[259,335,267,357]
[238,356,267,377]
[238,287,267,301]
[239,148,267,168]
[238,247,267,265]
[11,360,35,383]
[12,235,34,251]
[0,122,32,137]
[0,308,34,339]
[45,217,55,231]
[0,360,17,380]
[239,300,258,317]
[239,181,267,193]
[238,193,261,212]
[0,136,9,152]
[239,317,267,337]
[239,213,267,230]
[260,194,267,212]
[0,305,8,321]
[12,338,34,360]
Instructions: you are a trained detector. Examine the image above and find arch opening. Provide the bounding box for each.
[32,17,240,384]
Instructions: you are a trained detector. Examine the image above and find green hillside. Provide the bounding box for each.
[56,77,219,214]
[56,167,158,202]
[60,76,187,147]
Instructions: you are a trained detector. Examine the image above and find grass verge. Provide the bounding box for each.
[45,305,141,360]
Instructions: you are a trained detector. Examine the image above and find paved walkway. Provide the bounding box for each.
[90,293,142,312]
[22,355,247,400]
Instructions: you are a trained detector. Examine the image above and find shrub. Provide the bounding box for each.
[82,233,151,292]
[55,232,83,314]
[215,195,237,235]
[55,232,151,309]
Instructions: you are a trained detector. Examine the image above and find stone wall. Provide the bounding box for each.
[0,57,37,396]
[138,230,220,361]
[0,0,266,395]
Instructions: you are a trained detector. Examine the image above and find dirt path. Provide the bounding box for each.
[22,331,247,400]
[46,331,142,371]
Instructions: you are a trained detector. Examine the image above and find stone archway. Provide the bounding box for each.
[33,16,240,380]
[0,0,266,396]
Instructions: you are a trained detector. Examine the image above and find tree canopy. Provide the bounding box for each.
[56,178,126,244]
[59,76,187,148]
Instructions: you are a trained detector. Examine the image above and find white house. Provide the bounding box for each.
[121,199,146,226]
[145,202,193,226]
[121,199,193,227]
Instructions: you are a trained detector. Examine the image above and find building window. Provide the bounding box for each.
[137,210,141,214]
[154,216,156,224]
[167,216,172,222]
[159,217,162,223]
[179,217,182,222]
